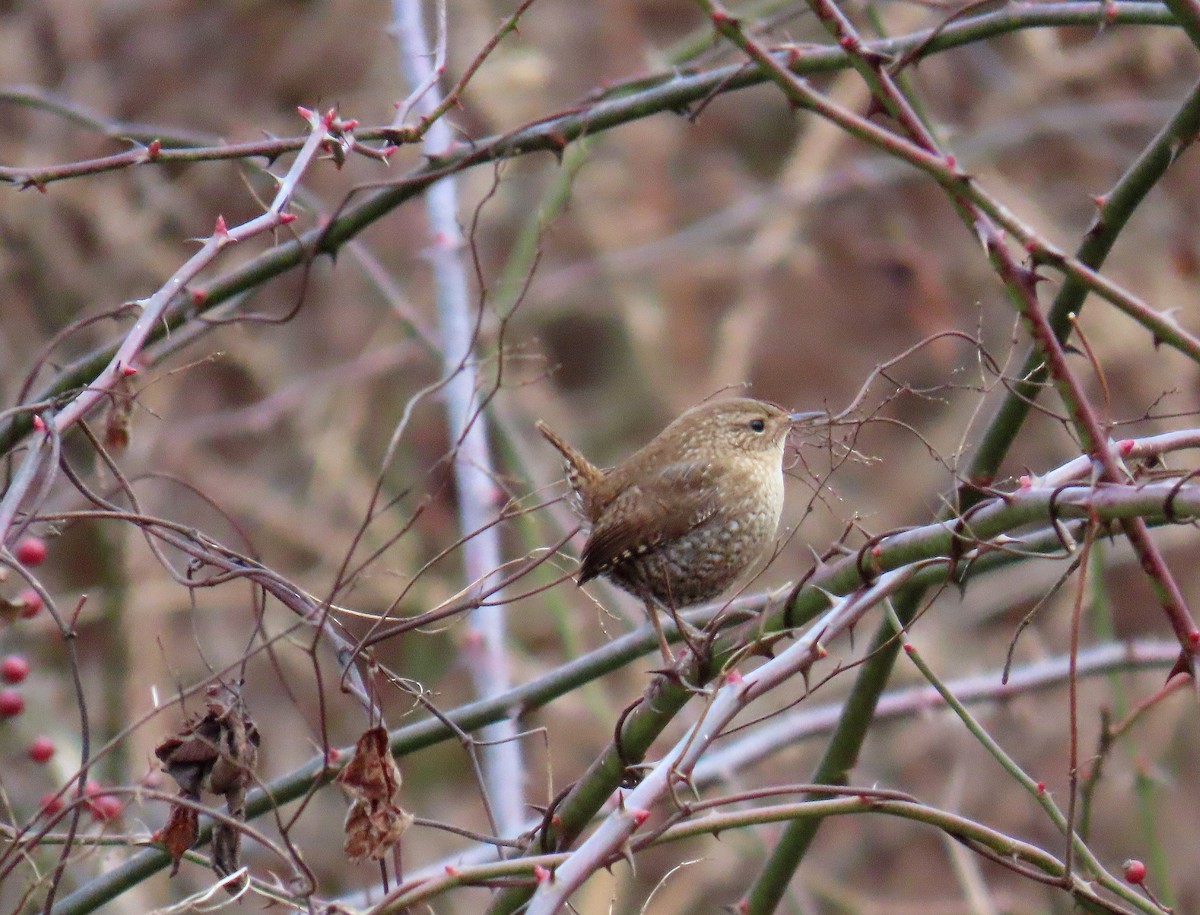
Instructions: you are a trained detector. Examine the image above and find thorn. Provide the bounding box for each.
[973,220,990,254]
[617,840,637,871]
[1167,648,1194,682]
[811,585,839,607]
[751,640,776,660]
[545,132,567,165]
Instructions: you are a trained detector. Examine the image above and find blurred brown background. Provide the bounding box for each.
[2,1,1199,912]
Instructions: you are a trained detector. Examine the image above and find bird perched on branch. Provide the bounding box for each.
[537,397,816,663]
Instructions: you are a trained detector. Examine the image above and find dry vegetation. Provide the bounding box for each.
[2,1,1200,913]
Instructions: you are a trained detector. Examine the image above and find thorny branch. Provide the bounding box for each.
[4,3,1200,914]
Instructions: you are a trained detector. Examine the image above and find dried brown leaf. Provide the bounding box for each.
[212,820,243,885]
[155,685,260,888]
[104,375,134,451]
[155,684,260,798]
[342,799,414,863]
[335,726,400,804]
[153,800,199,877]
[336,727,412,862]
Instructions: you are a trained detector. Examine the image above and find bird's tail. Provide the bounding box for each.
[535,421,604,514]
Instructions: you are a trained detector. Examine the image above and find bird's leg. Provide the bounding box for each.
[644,599,674,666]
[647,595,704,666]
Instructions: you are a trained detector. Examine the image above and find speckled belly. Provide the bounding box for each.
[607,508,778,607]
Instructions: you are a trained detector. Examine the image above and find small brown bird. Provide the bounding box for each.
[537,397,813,663]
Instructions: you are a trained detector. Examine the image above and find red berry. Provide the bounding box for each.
[1,655,29,684]
[0,686,24,715]
[1123,859,1147,884]
[0,689,24,717]
[17,589,42,618]
[38,793,64,816]
[28,736,55,763]
[14,537,47,566]
[87,794,123,821]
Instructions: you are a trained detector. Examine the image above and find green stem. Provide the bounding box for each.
[962,75,1200,498]
[742,592,914,913]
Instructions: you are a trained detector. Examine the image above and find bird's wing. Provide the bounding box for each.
[578,460,719,584]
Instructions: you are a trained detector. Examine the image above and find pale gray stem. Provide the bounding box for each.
[390,0,525,839]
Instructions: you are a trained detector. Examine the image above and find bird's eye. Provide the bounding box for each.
[749,418,766,433]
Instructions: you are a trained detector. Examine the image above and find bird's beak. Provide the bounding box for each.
[788,410,825,424]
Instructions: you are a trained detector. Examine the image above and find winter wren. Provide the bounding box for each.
[537,398,809,662]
